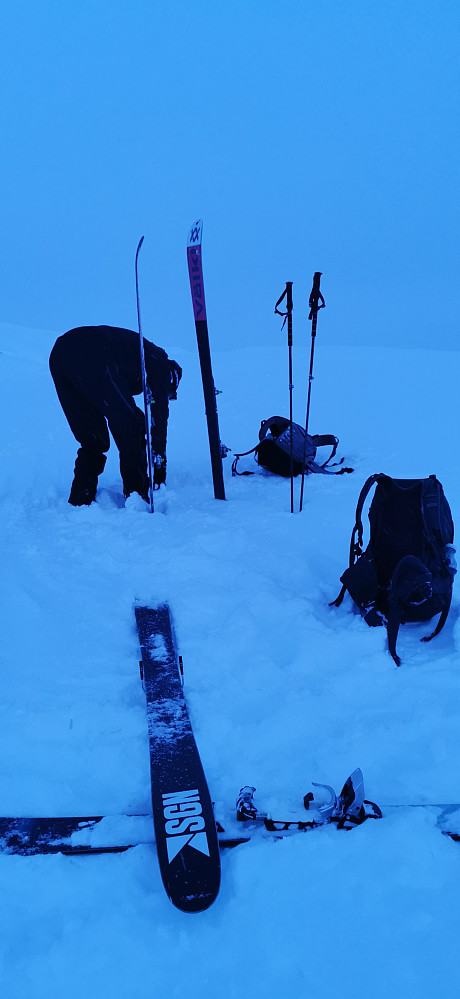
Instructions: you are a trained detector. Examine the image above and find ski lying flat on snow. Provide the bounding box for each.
[0,815,152,855]
[0,813,334,855]
[135,603,221,913]
[186,220,226,500]
[2,804,460,856]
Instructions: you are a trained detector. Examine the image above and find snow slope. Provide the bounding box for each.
[0,321,459,998]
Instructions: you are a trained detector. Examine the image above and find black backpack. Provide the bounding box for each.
[332,474,456,665]
[232,417,353,478]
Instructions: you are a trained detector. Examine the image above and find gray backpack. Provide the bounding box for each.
[232,416,353,478]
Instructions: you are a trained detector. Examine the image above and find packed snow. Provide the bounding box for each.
[0,320,459,998]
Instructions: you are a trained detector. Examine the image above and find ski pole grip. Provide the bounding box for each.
[311,272,321,295]
[308,271,325,319]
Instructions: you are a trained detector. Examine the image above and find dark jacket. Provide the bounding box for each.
[53,325,173,455]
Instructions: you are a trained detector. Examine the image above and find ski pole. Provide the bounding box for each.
[135,236,155,512]
[275,282,294,513]
[299,272,325,513]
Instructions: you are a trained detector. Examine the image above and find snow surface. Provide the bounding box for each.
[1,321,459,997]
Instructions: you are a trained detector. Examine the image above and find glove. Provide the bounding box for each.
[153,454,166,488]
[169,360,182,400]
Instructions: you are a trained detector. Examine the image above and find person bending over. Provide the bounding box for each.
[49,325,181,505]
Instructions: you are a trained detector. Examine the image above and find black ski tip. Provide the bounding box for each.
[170,885,220,914]
[161,834,221,913]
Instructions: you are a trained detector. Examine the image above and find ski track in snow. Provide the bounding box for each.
[1,323,459,998]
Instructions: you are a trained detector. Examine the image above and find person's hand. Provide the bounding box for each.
[153,455,166,488]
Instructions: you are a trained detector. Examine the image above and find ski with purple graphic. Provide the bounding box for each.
[187,220,226,500]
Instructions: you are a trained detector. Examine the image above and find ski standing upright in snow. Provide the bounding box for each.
[135,236,155,512]
[135,603,221,913]
[187,220,226,500]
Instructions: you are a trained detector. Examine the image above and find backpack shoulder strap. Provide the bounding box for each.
[330,473,384,607]
[351,473,386,565]
[231,445,259,476]
[421,594,453,644]
[308,435,353,474]
[420,475,454,549]
[388,589,453,665]
[310,434,338,467]
[386,601,403,666]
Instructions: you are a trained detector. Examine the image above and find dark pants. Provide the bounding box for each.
[49,330,147,495]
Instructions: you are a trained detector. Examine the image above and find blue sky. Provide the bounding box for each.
[1,0,458,352]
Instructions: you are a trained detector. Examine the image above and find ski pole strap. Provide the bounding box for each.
[308,272,325,320]
[275,282,293,329]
